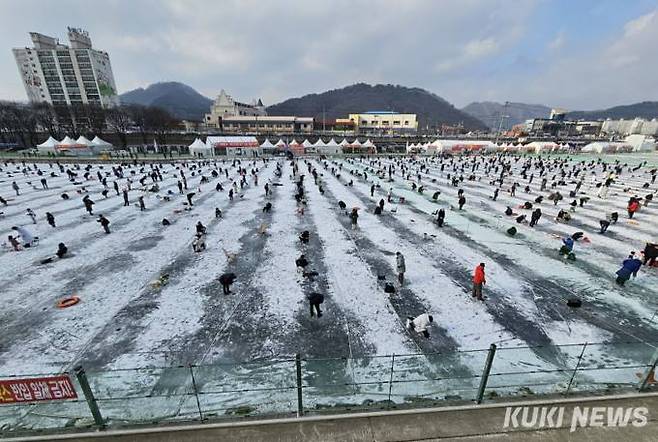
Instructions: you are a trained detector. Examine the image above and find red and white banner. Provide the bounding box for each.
[0,375,77,404]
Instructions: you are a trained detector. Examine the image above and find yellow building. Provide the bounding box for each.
[348,112,418,135]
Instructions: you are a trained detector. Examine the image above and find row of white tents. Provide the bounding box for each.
[406,140,573,154]
[36,135,113,155]
[408,136,656,155]
[188,137,377,157]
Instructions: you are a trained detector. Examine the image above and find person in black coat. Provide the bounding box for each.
[529,208,542,227]
[307,292,324,318]
[82,196,94,215]
[219,273,236,294]
[56,242,68,259]
[196,221,207,235]
[295,254,309,270]
[46,212,56,228]
[97,214,110,233]
[437,208,445,227]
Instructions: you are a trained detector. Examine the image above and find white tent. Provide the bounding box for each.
[363,139,377,153]
[260,139,276,149]
[58,136,78,147]
[302,139,313,148]
[91,136,113,149]
[582,142,631,153]
[339,138,349,147]
[526,141,558,154]
[207,136,261,157]
[274,139,286,148]
[36,136,60,153]
[317,138,341,155]
[625,135,656,152]
[189,138,213,157]
[76,136,93,146]
[313,138,326,147]
[349,139,362,147]
[57,135,93,155]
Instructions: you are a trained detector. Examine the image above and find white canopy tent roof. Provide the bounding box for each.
[58,136,79,147]
[363,139,376,148]
[76,136,93,146]
[37,136,59,148]
[274,139,286,147]
[313,138,326,147]
[260,139,276,149]
[326,138,339,146]
[188,138,213,156]
[302,139,313,148]
[91,136,112,147]
[339,138,349,146]
[349,139,362,147]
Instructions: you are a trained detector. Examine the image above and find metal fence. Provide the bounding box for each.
[1,341,657,436]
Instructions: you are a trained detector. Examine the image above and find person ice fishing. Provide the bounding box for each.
[7,235,21,251]
[615,253,642,286]
[559,236,575,259]
[186,192,196,206]
[350,208,359,229]
[138,196,146,211]
[406,313,434,338]
[396,252,406,284]
[472,263,486,301]
[56,242,68,259]
[529,208,542,227]
[11,226,34,247]
[82,195,95,215]
[370,184,375,197]
[437,208,445,227]
[196,221,207,235]
[97,215,110,233]
[122,188,129,206]
[46,212,56,228]
[219,273,236,294]
[307,292,324,318]
[627,198,640,218]
[26,208,37,224]
[295,254,309,271]
[458,195,466,210]
[12,181,19,196]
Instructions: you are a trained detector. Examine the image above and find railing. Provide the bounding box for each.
[1,341,657,436]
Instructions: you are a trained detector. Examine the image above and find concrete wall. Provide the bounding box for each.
[6,392,658,442]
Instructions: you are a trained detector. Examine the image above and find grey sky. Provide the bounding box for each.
[2,0,658,110]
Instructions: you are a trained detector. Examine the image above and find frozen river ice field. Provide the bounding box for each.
[0,152,657,426]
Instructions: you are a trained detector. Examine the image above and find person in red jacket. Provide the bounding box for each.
[628,198,640,219]
[472,263,486,301]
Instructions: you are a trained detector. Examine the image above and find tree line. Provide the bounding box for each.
[0,101,180,149]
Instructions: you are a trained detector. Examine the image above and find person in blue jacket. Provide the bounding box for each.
[559,236,575,260]
[615,253,643,286]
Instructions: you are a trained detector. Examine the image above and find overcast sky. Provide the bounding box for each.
[2,0,658,110]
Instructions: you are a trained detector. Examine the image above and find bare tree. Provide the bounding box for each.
[105,106,132,148]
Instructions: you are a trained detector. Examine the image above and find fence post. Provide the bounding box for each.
[566,342,588,395]
[638,348,658,392]
[74,366,105,429]
[476,344,497,404]
[295,353,303,417]
[387,354,396,407]
[188,364,204,421]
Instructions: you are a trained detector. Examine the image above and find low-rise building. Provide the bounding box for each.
[204,89,266,128]
[349,112,418,135]
[221,116,314,134]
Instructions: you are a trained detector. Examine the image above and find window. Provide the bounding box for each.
[382,121,389,125]
[393,121,400,125]
[404,121,409,125]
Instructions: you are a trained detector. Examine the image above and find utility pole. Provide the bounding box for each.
[494,101,509,144]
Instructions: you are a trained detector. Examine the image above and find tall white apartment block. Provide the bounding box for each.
[13,27,119,108]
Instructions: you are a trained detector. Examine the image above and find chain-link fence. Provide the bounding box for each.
[1,341,657,436]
